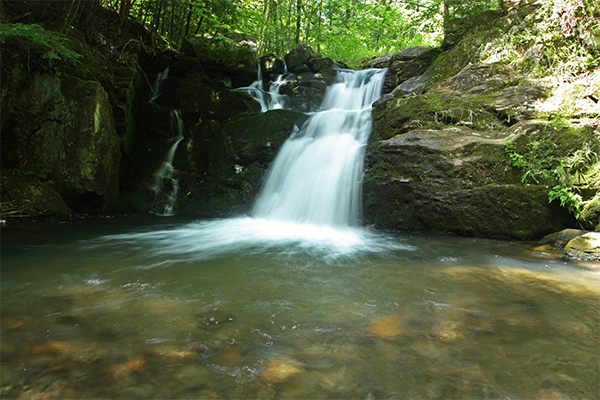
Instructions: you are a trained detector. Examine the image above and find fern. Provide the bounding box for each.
[0,23,82,63]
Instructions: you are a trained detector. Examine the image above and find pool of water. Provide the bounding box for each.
[1,216,599,399]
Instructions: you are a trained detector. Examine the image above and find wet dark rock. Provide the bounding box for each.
[181,33,258,88]
[260,54,286,76]
[169,56,205,78]
[280,71,337,112]
[363,122,576,239]
[224,109,306,166]
[285,44,319,73]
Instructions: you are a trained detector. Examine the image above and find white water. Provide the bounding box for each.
[253,69,387,226]
[237,64,290,111]
[106,68,393,258]
[149,66,169,103]
[150,109,184,216]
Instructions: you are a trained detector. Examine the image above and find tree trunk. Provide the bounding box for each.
[151,0,163,37]
[119,0,131,27]
[184,5,193,38]
[61,0,79,34]
[295,0,302,45]
[498,0,507,15]
[443,0,450,32]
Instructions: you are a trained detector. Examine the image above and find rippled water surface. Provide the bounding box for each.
[1,217,599,399]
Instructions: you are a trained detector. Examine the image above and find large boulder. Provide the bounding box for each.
[1,67,121,212]
[564,232,600,261]
[285,44,319,73]
[363,3,600,238]
[181,33,258,87]
[363,122,576,239]
[174,109,305,217]
[277,45,339,111]
[363,47,441,94]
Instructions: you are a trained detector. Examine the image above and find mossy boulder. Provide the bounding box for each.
[564,232,600,261]
[181,33,258,87]
[1,68,121,212]
[363,122,575,239]
[5,179,73,216]
[538,229,587,246]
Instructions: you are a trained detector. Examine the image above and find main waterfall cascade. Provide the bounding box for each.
[253,69,387,227]
[104,67,404,259]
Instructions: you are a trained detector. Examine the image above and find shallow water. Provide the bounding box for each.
[1,216,599,399]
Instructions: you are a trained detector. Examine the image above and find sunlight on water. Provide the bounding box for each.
[1,218,599,400]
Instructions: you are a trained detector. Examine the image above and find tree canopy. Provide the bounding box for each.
[98,0,502,62]
[2,0,596,65]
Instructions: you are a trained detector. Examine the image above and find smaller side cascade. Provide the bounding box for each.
[149,66,170,103]
[237,63,291,111]
[149,109,184,216]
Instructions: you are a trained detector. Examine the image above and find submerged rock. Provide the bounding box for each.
[261,357,304,384]
[367,315,403,339]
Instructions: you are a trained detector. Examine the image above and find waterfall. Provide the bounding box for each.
[149,66,170,103]
[253,69,387,227]
[109,67,399,259]
[150,109,184,216]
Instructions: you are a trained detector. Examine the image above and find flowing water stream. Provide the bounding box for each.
[1,68,599,399]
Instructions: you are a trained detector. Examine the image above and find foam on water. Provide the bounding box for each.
[91,217,410,262]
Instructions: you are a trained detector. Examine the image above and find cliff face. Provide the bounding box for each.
[361,2,600,238]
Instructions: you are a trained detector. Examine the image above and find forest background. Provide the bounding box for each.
[1,0,519,64]
[107,0,512,62]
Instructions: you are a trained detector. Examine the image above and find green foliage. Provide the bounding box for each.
[506,129,600,225]
[24,168,53,180]
[103,0,493,63]
[480,0,600,78]
[0,23,82,63]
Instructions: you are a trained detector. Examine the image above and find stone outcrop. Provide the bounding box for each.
[361,2,599,239]
[180,33,258,88]
[278,45,339,112]
[362,46,441,94]
[363,123,575,239]
[1,68,121,213]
